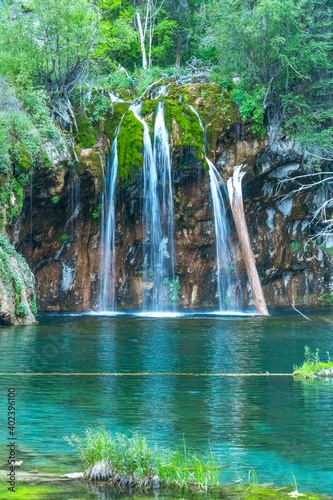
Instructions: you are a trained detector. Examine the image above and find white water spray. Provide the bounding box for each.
[99,116,124,311]
[189,105,242,311]
[130,101,176,312]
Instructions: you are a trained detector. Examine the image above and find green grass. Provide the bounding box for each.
[293,346,333,378]
[65,428,222,489]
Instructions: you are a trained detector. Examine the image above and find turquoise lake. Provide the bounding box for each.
[0,311,332,495]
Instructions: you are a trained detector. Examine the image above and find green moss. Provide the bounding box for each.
[104,102,130,142]
[76,150,104,190]
[20,152,31,170]
[75,114,97,149]
[16,302,28,318]
[40,153,52,169]
[166,83,238,160]
[31,295,38,316]
[141,99,159,133]
[164,100,206,166]
[117,110,144,184]
[0,483,66,499]
[293,361,333,377]
[319,292,333,303]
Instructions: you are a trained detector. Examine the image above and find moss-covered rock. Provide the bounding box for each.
[166,82,238,161]
[141,99,159,133]
[0,235,37,325]
[104,102,130,142]
[76,149,104,192]
[164,100,206,166]
[117,110,144,184]
[75,114,97,149]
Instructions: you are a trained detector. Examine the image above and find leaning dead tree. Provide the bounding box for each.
[227,165,269,316]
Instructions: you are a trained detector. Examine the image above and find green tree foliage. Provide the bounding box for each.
[0,0,99,99]
[203,0,333,159]
[95,0,139,73]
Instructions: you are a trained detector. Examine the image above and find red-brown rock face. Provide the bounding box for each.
[12,117,333,312]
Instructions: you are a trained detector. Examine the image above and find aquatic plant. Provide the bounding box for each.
[293,346,333,378]
[65,428,222,490]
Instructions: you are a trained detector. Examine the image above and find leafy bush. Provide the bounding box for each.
[16,303,28,318]
[164,278,181,304]
[60,234,69,244]
[230,85,265,138]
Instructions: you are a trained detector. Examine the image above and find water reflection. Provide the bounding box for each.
[0,313,332,493]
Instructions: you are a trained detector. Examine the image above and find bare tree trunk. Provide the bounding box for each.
[175,36,182,66]
[227,165,269,316]
[136,11,147,70]
[148,16,154,69]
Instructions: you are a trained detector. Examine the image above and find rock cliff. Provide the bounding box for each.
[9,82,333,312]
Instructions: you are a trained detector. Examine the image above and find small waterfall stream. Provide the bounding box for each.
[189,105,242,312]
[130,101,176,312]
[99,116,124,312]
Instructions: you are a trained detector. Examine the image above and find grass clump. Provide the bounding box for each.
[65,428,222,490]
[293,346,333,378]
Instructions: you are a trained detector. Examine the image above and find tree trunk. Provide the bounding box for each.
[136,11,147,70]
[175,36,182,66]
[227,165,269,316]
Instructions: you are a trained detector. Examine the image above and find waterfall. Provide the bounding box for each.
[99,116,124,312]
[130,102,176,312]
[154,101,176,308]
[189,105,242,312]
[97,88,241,313]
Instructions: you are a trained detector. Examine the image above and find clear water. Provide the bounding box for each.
[0,311,333,494]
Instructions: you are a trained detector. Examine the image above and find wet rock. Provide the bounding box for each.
[0,236,36,325]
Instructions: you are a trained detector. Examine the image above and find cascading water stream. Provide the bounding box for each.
[130,102,176,312]
[189,105,242,312]
[154,101,176,304]
[99,116,124,312]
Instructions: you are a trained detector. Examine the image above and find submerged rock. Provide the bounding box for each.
[85,460,160,487]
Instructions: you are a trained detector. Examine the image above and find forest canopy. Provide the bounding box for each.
[0,0,332,162]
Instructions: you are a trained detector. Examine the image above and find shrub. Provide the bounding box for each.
[60,234,69,244]
[293,346,333,377]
